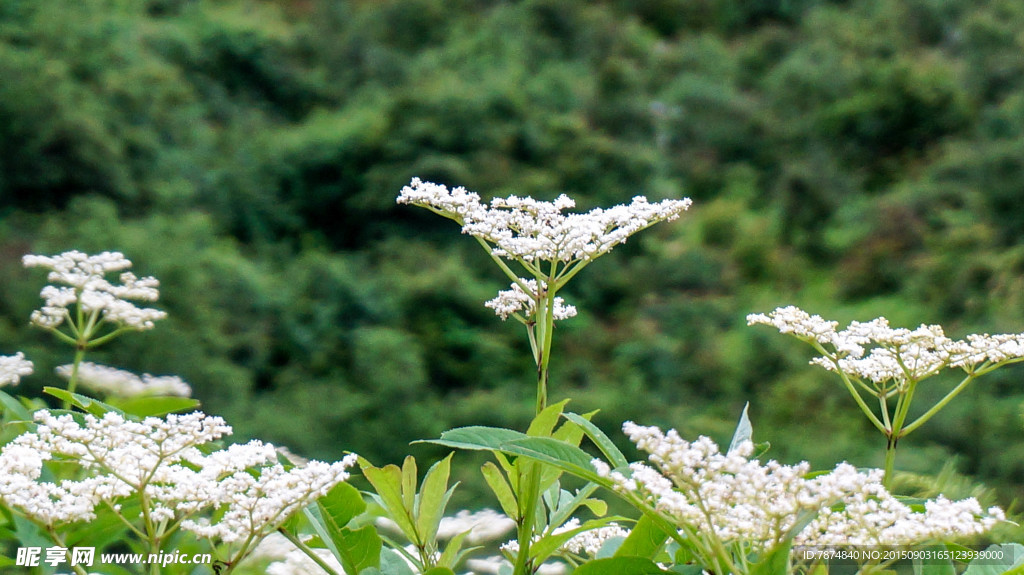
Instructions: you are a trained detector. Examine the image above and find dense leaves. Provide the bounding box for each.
[2,0,1024,506]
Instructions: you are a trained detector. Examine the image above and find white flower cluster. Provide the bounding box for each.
[748,306,1024,386]
[559,520,630,557]
[485,280,577,321]
[23,250,166,331]
[436,509,517,544]
[397,178,692,264]
[0,410,357,543]
[56,362,191,398]
[598,422,1004,550]
[499,517,626,560]
[0,352,33,387]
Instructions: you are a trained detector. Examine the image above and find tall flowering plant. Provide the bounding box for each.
[749,306,1024,487]
[397,178,692,415]
[0,251,361,575]
[399,179,692,575]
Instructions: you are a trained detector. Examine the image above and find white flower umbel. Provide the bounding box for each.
[181,452,358,545]
[600,422,1004,567]
[397,179,691,265]
[437,509,517,544]
[748,306,1024,486]
[56,362,191,398]
[0,409,358,568]
[485,279,577,322]
[0,352,33,387]
[0,411,230,525]
[23,250,166,341]
[398,179,692,413]
[560,522,630,557]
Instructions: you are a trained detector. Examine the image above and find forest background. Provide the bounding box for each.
[2,0,1024,511]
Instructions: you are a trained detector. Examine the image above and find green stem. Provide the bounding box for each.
[512,464,542,575]
[809,343,888,434]
[834,362,888,434]
[44,526,89,575]
[883,441,897,491]
[901,372,976,436]
[535,276,557,415]
[278,528,342,575]
[64,346,87,409]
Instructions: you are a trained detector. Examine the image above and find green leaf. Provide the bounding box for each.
[436,528,472,569]
[423,568,457,575]
[503,436,602,481]
[563,412,629,469]
[43,387,125,417]
[615,514,669,559]
[574,556,666,575]
[378,547,416,575]
[425,426,528,452]
[416,454,454,543]
[106,396,201,417]
[0,389,33,422]
[528,399,571,437]
[751,541,792,575]
[307,481,382,574]
[481,462,519,520]
[401,455,417,512]
[319,481,367,529]
[362,463,417,537]
[728,402,753,454]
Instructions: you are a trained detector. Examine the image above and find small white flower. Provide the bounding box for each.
[397,179,692,264]
[23,250,166,332]
[749,306,1024,388]
[56,362,191,398]
[604,422,1004,551]
[0,352,33,387]
[437,509,516,544]
[485,279,577,321]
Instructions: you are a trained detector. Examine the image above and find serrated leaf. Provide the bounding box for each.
[362,464,417,537]
[416,453,454,543]
[481,462,519,520]
[310,489,382,574]
[337,524,383,574]
[527,399,570,437]
[503,436,601,482]
[728,402,753,454]
[424,426,528,451]
[318,481,367,529]
[563,412,629,469]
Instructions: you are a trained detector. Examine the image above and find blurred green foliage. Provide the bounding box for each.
[2,0,1024,508]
